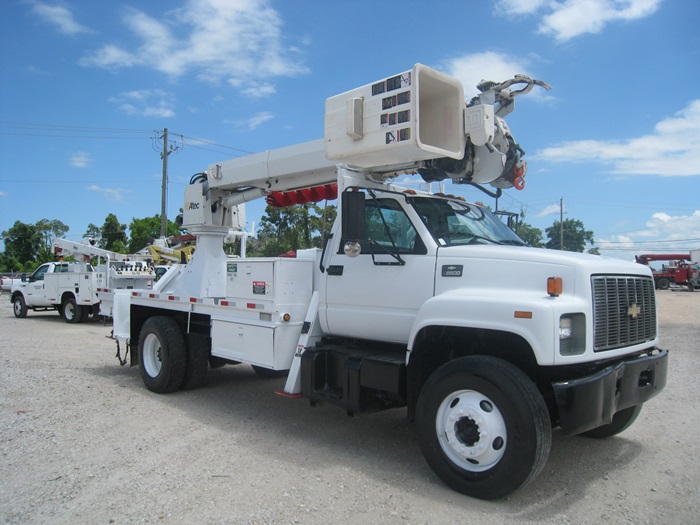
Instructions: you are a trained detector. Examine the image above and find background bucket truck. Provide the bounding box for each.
[11,238,155,322]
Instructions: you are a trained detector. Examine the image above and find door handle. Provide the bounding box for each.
[327,265,344,276]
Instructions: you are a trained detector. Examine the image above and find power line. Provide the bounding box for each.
[0,132,148,140]
[0,179,147,183]
[177,133,254,155]
[0,121,152,134]
[601,237,700,245]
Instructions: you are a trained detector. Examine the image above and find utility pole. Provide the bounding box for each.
[160,128,170,239]
[559,197,564,251]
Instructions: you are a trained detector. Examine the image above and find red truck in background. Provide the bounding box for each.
[635,252,700,291]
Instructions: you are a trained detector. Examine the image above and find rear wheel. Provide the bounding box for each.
[656,278,670,290]
[13,295,28,318]
[579,405,642,439]
[416,356,551,500]
[62,298,84,323]
[139,316,186,393]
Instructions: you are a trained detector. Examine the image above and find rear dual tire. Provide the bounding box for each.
[139,316,208,393]
[62,298,86,323]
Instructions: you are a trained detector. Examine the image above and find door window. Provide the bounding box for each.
[31,264,50,281]
[362,198,426,255]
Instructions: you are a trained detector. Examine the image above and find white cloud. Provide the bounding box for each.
[80,0,309,97]
[598,209,700,258]
[225,111,275,130]
[23,65,49,75]
[247,112,275,130]
[536,100,700,176]
[81,44,143,69]
[536,204,562,217]
[495,0,548,15]
[0,191,7,197]
[70,151,90,168]
[494,0,663,41]
[441,51,533,99]
[237,81,277,98]
[87,185,130,202]
[31,2,92,35]
[108,89,176,118]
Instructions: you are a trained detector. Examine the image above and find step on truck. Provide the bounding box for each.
[111,65,668,500]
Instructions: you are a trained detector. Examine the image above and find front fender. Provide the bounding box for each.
[408,289,588,366]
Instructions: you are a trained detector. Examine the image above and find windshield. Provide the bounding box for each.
[409,197,525,247]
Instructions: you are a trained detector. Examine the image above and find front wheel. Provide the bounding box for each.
[416,356,551,500]
[13,295,28,318]
[579,405,642,439]
[139,316,186,393]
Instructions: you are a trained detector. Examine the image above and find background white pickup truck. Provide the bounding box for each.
[11,261,99,323]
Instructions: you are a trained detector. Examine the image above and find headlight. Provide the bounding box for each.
[559,317,573,339]
[559,314,585,356]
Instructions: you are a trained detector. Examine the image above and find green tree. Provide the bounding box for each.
[99,214,128,252]
[250,203,336,257]
[0,252,23,273]
[35,218,69,261]
[545,219,595,252]
[2,221,42,265]
[84,223,101,244]
[128,215,181,253]
[515,222,544,248]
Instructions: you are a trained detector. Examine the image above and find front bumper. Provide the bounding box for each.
[553,349,668,435]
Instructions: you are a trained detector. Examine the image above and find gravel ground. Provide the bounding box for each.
[0,290,698,525]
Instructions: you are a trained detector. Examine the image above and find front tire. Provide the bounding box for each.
[579,405,642,439]
[13,295,28,318]
[416,356,551,500]
[139,316,186,393]
[62,298,84,324]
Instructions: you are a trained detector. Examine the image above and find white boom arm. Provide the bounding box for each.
[53,238,128,262]
[182,64,549,232]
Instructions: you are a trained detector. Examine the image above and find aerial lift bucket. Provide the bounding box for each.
[324,64,466,168]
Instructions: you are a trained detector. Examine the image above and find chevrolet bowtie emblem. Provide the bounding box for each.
[627,304,641,318]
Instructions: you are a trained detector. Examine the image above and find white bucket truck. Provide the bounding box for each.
[11,238,155,322]
[111,65,667,499]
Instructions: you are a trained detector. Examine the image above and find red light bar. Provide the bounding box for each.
[266,183,338,208]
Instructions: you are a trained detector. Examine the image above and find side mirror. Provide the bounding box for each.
[21,273,29,283]
[341,190,366,241]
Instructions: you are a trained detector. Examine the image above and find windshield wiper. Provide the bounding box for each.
[464,234,502,245]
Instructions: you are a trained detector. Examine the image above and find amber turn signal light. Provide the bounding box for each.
[547,277,563,297]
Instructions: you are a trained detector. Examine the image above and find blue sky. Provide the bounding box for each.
[1,0,698,260]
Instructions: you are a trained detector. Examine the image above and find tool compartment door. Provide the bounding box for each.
[211,321,274,368]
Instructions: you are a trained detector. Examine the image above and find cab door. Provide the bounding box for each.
[322,196,436,344]
[25,263,52,306]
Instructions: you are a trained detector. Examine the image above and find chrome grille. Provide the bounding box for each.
[592,275,657,352]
